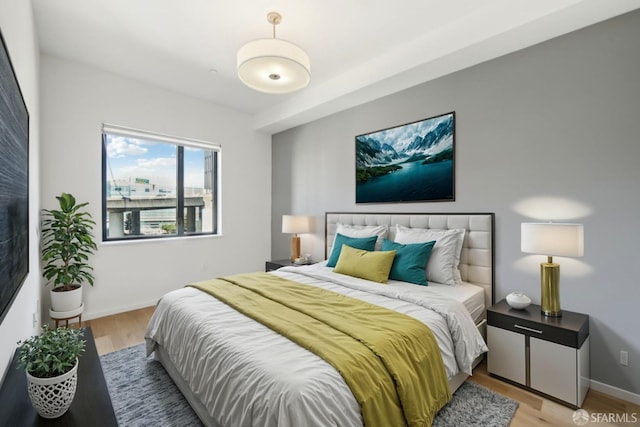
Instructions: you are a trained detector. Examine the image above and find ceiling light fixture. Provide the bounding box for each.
[237,11,311,94]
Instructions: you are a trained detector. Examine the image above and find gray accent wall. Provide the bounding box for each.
[272,10,640,397]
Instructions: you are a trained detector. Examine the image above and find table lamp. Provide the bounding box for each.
[282,215,312,261]
[521,222,584,317]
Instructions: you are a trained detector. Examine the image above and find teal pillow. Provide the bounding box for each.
[381,239,436,285]
[327,233,378,267]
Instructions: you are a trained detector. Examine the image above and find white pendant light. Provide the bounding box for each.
[237,12,311,94]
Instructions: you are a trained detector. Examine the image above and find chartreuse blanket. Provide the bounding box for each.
[189,272,451,427]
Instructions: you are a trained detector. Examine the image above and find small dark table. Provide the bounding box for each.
[265,259,315,272]
[0,327,117,426]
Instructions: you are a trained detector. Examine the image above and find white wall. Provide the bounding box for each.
[0,0,41,382]
[40,55,271,320]
[272,10,640,400]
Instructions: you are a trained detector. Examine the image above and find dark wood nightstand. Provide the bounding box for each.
[265,259,315,272]
[487,299,589,408]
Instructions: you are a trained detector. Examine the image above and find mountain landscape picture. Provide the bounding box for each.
[356,112,454,203]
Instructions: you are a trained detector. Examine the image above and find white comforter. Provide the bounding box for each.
[145,263,487,427]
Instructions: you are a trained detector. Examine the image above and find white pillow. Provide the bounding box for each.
[394,225,465,286]
[333,223,388,251]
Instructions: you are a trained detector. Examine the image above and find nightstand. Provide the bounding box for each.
[487,299,589,408]
[265,259,314,272]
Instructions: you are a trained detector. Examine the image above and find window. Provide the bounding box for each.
[102,124,220,241]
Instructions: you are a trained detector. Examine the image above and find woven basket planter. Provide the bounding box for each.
[26,359,78,419]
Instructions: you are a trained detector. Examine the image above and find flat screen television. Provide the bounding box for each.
[0,29,30,325]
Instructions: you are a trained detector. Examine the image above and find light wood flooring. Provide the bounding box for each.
[86,306,639,427]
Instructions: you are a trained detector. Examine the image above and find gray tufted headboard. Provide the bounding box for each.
[325,212,495,309]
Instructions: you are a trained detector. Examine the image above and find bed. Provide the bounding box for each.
[145,212,495,427]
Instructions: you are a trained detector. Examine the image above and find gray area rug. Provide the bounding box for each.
[101,344,518,427]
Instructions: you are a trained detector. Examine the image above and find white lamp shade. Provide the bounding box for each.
[521,223,584,257]
[238,38,311,94]
[282,215,312,234]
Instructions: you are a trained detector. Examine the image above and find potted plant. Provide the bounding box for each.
[17,326,86,418]
[41,193,98,312]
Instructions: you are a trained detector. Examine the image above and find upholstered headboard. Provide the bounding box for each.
[325,212,495,308]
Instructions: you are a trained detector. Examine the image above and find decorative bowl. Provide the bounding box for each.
[506,292,531,310]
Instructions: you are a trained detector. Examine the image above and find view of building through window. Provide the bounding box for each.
[102,128,219,240]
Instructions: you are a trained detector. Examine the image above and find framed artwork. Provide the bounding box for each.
[355,111,454,204]
[0,28,30,325]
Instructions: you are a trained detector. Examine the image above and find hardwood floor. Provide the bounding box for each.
[87,306,639,427]
[84,305,155,356]
[469,364,639,427]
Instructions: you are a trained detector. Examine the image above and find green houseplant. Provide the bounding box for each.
[17,326,86,418]
[41,193,97,312]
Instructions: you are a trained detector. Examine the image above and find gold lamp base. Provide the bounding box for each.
[290,235,301,261]
[540,257,561,317]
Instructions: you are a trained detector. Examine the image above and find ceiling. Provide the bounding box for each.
[32,0,639,134]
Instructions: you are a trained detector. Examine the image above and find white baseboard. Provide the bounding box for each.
[82,299,158,321]
[591,379,640,405]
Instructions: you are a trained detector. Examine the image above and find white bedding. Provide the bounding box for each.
[424,281,486,323]
[145,265,487,427]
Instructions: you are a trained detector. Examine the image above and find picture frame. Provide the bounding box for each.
[0,28,30,325]
[355,111,455,204]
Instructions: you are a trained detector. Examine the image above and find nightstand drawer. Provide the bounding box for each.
[488,311,578,348]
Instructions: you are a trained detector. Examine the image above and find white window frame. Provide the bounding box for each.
[101,123,221,241]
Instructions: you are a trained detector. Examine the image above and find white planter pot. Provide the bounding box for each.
[50,285,83,312]
[26,358,78,419]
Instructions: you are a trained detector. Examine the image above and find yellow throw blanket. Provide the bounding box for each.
[189,272,451,427]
